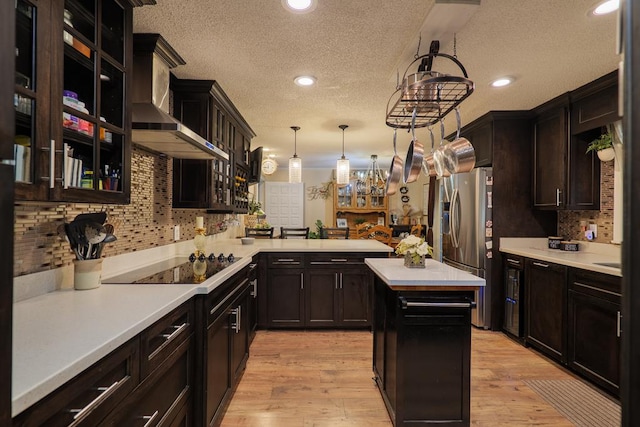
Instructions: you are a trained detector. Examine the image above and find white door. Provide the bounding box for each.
[264,182,304,231]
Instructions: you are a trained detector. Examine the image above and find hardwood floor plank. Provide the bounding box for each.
[222,329,591,426]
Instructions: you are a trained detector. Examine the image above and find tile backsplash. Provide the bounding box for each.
[558,160,614,242]
[13,146,241,277]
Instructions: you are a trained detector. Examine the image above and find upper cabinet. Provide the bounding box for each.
[14,0,133,204]
[532,71,618,211]
[171,79,255,212]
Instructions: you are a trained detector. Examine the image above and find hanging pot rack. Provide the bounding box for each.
[385,52,474,129]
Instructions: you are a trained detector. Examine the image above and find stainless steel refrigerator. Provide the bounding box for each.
[441,168,493,328]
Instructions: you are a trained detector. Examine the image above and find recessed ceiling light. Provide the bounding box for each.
[282,0,317,14]
[490,77,513,88]
[591,0,619,16]
[294,75,316,86]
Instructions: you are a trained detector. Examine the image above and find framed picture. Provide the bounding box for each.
[377,216,385,225]
[336,218,348,228]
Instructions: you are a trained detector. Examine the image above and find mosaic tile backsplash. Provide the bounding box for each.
[14,146,241,277]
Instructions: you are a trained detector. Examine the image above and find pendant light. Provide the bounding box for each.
[288,126,302,183]
[336,124,350,185]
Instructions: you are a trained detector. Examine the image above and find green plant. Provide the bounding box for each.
[354,218,366,225]
[309,219,324,239]
[248,198,264,215]
[586,133,613,154]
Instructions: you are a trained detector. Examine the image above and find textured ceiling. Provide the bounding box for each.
[133,0,620,169]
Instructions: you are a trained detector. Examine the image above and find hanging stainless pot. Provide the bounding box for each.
[433,118,451,177]
[402,70,442,113]
[422,126,437,177]
[386,128,403,196]
[404,108,424,183]
[443,108,475,174]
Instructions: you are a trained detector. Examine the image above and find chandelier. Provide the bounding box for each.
[356,155,387,196]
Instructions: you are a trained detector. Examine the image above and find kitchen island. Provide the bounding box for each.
[366,258,485,427]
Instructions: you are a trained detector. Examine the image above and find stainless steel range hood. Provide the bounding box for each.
[132,34,228,161]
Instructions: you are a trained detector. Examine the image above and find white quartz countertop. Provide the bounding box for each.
[499,238,621,277]
[365,258,486,290]
[12,238,391,417]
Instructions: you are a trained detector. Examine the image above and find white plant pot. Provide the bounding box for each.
[597,147,615,162]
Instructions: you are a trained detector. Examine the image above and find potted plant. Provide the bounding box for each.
[246,198,265,227]
[586,132,615,162]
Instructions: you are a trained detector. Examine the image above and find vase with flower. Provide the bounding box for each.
[395,235,433,268]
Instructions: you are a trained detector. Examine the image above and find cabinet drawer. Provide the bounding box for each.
[207,275,250,325]
[14,338,140,427]
[100,337,193,427]
[141,300,195,379]
[504,254,524,270]
[267,254,304,268]
[569,268,621,301]
[307,253,364,266]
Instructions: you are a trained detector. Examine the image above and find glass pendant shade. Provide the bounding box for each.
[288,126,302,183]
[336,157,350,184]
[289,155,302,183]
[336,124,350,185]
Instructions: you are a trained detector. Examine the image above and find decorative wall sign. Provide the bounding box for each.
[307,181,332,200]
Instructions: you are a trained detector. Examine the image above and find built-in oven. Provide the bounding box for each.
[504,255,524,338]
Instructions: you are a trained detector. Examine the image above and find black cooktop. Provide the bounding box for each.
[103,254,240,285]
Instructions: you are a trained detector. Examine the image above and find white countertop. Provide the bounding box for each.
[12,238,391,417]
[499,238,621,277]
[365,258,486,290]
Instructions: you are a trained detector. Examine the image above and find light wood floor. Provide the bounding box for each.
[221,329,582,426]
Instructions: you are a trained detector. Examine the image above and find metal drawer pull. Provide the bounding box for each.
[507,259,521,265]
[331,258,348,262]
[340,272,343,289]
[400,297,474,309]
[556,188,561,206]
[276,258,296,262]
[335,273,338,289]
[232,306,241,333]
[573,281,622,297]
[149,322,188,360]
[617,311,622,337]
[142,410,159,427]
[70,380,120,420]
[300,273,304,290]
[250,279,257,297]
[532,261,549,268]
[210,279,249,315]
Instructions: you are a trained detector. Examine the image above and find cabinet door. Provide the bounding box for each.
[526,260,567,362]
[306,269,339,327]
[571,74,620,134]
[339,269,371,326]
[267,268,305,327]
[568,290,620,395]
[172,159,211,208]
[533,107,568,209]
[230,287,250,384]
[206,309,231,426]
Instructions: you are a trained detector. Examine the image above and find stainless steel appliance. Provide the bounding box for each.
[441,167,492,328]
[504,263,523,337]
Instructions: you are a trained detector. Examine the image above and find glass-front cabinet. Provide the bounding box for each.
[14,0,132,203]
[333,179,389,234]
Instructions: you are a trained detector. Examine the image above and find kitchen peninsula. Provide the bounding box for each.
[366,258,485,427]
[12,238,391,425]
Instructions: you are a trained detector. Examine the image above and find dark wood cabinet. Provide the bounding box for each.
[532,98,570,209]
[372,276,475,427]
[525,259,567,363]
[14,0,132,204]
[264,252,384,329]
[170,79,254,212]
[532,76,612,211]
[197,266,252,427]
[568,268,621,396]
[570,71,620,134]
[13,338,140,427]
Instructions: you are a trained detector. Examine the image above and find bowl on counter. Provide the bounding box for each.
[241,237,255,245]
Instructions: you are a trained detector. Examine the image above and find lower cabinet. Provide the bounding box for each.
[265,252,384,328]
[525,259,567,363]
[516,253,622,398]
[568,269,621,396]
[198,265,252,427]
[372,276,475,427]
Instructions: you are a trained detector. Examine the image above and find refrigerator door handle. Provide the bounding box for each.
[450,188,460,248]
